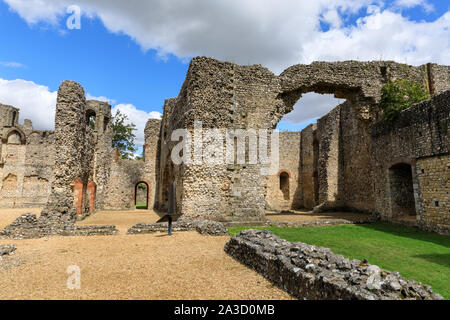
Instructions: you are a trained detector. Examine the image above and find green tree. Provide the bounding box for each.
[112,109,137,159]
[380,79,430,122]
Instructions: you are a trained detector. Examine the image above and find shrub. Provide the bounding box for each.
[380,79,430,122]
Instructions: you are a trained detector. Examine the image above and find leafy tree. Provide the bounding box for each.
[380,79,430,122]
[112,109,137,159]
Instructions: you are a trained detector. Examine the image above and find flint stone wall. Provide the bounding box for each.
[371,90,450,233]
[225,229,443,300]
[156,57,449,222]
[0,104,55,208]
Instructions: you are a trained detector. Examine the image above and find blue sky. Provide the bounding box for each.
[0,0,448,142]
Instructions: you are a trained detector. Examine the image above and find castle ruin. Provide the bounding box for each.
[0,57,449,235]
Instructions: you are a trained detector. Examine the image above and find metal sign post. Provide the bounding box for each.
[157,183,178,236]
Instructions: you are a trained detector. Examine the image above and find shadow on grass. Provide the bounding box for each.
[358,222,450,248]
[412,253,450,268]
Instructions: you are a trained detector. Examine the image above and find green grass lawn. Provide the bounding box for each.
[229,222,450,299]
[135,203,148,209]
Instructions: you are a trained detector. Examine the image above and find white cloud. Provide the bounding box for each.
[3,0,448,74]
[0,61,26,68]
[301,9,450,65]
[0,78,161,147]
[112,103,162,146]
[394,0,434,13]
[86,93,116,105]
[2,1,449,128]
[282,93,342,125]
[0,78,57,130]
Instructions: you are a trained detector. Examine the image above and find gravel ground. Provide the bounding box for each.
[0,208,293,300]
[266,210,371,223]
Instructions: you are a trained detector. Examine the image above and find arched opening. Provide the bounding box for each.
[388,163,416,219]
[7,131,21,145]
[280,172,290,200]
[86,109,97,130]
[271,92,342,211]
[135,182,149,209]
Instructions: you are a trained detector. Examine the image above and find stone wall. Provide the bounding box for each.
[103,159,146,210]
[225,229,443,300]
[0,106,54,208]
[143,119,161,209]
[0,92,162,214]
[265,131,301,211]
[155,57,449,223]
[371,90,449,233]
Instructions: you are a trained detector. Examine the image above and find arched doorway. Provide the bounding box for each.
[388,163,416,219]
[279,172,290,200]
[135,181,149,209]
[86,109,97,130]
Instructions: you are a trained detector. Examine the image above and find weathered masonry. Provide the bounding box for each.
[155,57,449,232]
[0,57,449,234]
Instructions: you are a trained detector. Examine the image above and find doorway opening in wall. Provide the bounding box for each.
[267,93,342,212]
[280,172,290,200]
[135,182,149,209]
[388,163,417,221]
[86,110,96,130]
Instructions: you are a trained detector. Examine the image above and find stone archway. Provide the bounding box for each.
[134,179,152,210]
[279,171,290,200]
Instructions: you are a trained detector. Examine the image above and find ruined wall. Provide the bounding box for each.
[40,81,95,223]
[299,124,318,209]
[225,229,443,300]
[103,159,146,210]
[143,119,161,209]
[416,155,449,230]
[371,90,449,233]
[0,105,55,208]
[265,131,301,211]
[316,105,341,210]
[85,100,113,211]
[156,57,449,221]
[156,59,282,221]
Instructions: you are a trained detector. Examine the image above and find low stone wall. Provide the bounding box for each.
[0,214,118,239]
[225,229,443,300]
[127,217,228,236]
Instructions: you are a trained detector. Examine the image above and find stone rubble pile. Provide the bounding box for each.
[0,214,118,240]
[225,229,443,300]
[127,217,228,236]
[0,244,17,257]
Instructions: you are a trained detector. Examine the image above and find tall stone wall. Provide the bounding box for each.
[155,57,449,222]
[317,105,341,210]
[299,124,318,209]
[103,159,146,210]
[0,107,55,208]
[143,119,161,209]
[40,81,95,223]
[86,100,113,211]
[265,131,301,211]
[371,90,449,234]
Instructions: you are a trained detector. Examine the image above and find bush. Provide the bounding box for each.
[380,79,430,122]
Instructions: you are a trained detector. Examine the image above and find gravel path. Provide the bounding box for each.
[0,209,293,300]
[266,210,371,223]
